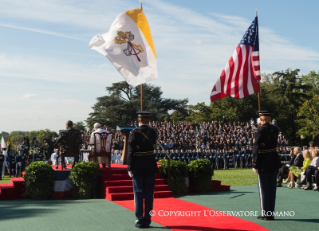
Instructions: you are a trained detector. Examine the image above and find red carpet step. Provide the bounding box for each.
[211,179,230,191]
[0,177,25,200]
[100,164,173,201]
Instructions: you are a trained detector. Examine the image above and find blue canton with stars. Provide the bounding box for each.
[239,16,259,51]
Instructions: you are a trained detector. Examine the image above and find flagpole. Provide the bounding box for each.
[140,1,144,111]
[256,10,261,111]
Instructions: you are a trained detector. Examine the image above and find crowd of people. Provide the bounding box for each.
[1,119,317,180]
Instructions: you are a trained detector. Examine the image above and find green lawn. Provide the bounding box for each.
[0,175,15,184]
[213,168,258,186]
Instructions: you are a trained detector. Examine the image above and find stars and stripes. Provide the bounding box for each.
[211,16,260,102]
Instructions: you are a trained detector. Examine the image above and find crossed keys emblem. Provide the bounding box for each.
[114,31,144,62]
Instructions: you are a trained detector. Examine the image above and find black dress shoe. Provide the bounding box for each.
[257,216,267,220]
[276,184,282,187]
[135,220,144,229]
[304,186,313,190]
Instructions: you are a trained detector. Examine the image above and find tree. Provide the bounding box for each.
[270,69,311,144]
[86,81,188,129]
[300,70,319,97]
[186,102,212,122]
[36,129,58,145]
[297,95,319,146]
[73,121,86,131]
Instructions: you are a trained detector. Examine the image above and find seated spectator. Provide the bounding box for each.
[286,149,312,188]
[277,147,303,187]
[304,149,319,190]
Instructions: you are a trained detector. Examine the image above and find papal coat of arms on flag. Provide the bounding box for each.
[114,31,144,61]
[89,8,157,87]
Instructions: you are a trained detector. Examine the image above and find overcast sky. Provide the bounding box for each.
[1,0,318,133]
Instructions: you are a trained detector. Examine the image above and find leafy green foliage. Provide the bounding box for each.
[23,162,56,199]
[73,121,86,131]
[86,81,188,129]
[69,162,101,199]
[158,159,188,194]
[188,159,214,193]
[297,95,319,146]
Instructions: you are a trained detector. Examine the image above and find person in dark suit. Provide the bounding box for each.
[277,147,303,187]
[127,111,158,229]
[55,120,82,168]
[0,151,4,180]
[8,152,16,177]
[252,110,281,221]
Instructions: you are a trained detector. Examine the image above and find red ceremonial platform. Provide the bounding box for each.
[0,164,269,231]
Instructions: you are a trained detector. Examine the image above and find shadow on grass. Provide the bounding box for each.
[0,199,88,221]
[278,218,319,223]
[175,190,255,198]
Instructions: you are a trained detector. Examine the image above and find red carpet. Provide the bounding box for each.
[115,198,269,231]
[100,164,173,200]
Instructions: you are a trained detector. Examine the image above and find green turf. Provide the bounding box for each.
[0,199,169,231]
[0,175,14,184]
[177,185,319,231]
[213,168,257,186]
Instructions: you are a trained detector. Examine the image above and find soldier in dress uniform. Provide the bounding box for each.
[252,110,281,220]
[0,150,4,180]
[127,111,158,229]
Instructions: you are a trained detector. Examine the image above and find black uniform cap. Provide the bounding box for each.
[258,110,271,117]
[137,111,151,118]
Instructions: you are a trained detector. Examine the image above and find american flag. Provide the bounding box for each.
[211,16,260,102]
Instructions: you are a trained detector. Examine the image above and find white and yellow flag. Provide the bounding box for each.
[89,8,157,87]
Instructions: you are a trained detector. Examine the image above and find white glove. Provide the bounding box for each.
[128,171,134,178]
[253,168,258,174]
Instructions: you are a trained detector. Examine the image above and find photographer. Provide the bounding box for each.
[33,147,43,162]
[43,137,54,160]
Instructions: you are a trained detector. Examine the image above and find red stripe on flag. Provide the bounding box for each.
[211,44,260,102]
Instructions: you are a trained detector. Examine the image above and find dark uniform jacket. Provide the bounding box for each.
[8,155,16,166]
[15,154,23,163]
[0,154,4,165]
[127,125,158,175]
[33,152,43,161]
[252,122,281,171]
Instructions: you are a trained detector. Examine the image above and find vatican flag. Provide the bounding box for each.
[89,8,157,87]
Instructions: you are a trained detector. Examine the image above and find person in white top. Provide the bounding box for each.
[90,123,112,166]
[51,149,58,165]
